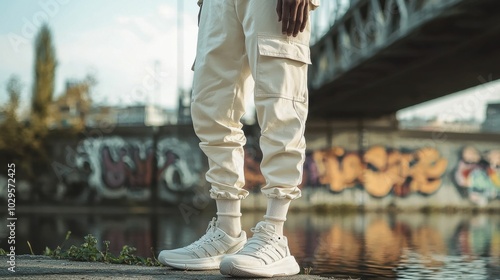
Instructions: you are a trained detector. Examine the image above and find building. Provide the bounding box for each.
[399,117,481,133]
[47,80,91,129]
[482,103,500,132]
[84,106,118,128]
[86,105,177,127]
[116,105,175,126]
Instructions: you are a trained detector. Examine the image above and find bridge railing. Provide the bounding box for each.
[311,0,358,45]
[309,0,463,90]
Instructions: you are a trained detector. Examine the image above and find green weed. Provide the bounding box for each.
[43,231,162,266]
[303,267,313,275]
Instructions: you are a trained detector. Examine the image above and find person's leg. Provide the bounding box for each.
[191,0,250,203]
[245,0,311,234]
[158,0,252,270]
[220,0,311,277]
[264,198,291,236]
[192,0,253,237]
[215,199,242,237]
[190,0,252,238]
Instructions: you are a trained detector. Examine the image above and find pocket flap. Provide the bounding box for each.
[258,35,311,64]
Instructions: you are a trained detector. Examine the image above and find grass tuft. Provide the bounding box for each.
[42,231,162,266]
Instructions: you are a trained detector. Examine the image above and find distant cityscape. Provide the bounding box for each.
[0,80,193,128]
[399,103,500,133]
[1,78,499,132]
[77,90,193,128]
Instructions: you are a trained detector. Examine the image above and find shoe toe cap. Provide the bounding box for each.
[158,249,193,263]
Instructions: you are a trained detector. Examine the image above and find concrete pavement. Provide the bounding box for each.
[1,255,331,280]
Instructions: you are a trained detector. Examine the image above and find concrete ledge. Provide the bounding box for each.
[0,255,330,280]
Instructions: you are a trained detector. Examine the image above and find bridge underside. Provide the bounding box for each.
[309,0,500,119]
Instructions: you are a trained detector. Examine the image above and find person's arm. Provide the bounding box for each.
[276,0,309,37]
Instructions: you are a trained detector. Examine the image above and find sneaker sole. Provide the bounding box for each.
[159,255,223,270]
[159,240,246,271]
[220,255,300,278]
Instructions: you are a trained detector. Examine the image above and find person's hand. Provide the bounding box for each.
[276,0,309,37]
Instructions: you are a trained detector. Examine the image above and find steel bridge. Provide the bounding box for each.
[309,0,500,119]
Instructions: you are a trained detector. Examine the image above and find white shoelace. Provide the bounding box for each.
[186,218,219,250]
[239,224,277,255]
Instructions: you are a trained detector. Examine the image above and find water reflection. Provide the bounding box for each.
[293,213,500,279]
[1,210,499,279]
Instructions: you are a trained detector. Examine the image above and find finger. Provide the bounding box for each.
[287,1,299,36]
[277,0,283,22]
[300,3,308,32]
[293,2,304,36]
[281,1,289,34]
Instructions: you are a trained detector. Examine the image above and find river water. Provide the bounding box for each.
[1,210,499,279]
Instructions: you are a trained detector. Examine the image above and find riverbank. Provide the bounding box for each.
[0,255,331,280]
[11,203,500,216]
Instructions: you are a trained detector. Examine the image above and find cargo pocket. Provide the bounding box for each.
[255,35,311,103]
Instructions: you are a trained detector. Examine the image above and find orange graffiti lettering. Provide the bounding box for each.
[312,147,363,192]
[312,146,448,197]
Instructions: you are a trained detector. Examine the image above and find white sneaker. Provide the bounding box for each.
[158,217,247,270]
[220,221,300,277]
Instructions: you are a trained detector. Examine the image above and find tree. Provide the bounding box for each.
[32,23,57,124]
[0,75,23,150]
[0,76,34,178]
[48,74,97,130]
[26,23,58,181]
[4,75,21,118]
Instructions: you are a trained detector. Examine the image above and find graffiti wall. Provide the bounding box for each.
[67,137,202,202]
[245,145,449,198]
[243,137,500,207]
[454,146,500,205]
[1,125,499,208]
[21,126,206,204]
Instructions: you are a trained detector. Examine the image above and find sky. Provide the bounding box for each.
[0,0,199,111]
[0,0,499,121]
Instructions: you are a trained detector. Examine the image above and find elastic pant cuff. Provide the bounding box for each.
[262,186,302,200]
[210,188,249,200]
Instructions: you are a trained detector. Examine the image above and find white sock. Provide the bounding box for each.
[264,198,291,236]
[216,199,242,238]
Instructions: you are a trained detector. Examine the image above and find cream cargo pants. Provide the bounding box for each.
[191,0,312,201]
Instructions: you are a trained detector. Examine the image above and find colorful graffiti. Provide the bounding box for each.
[454,146,500,205]
[47,137,202,203]
[244,145,448,198]
[313,146,448,197]
[4,128,499,207]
